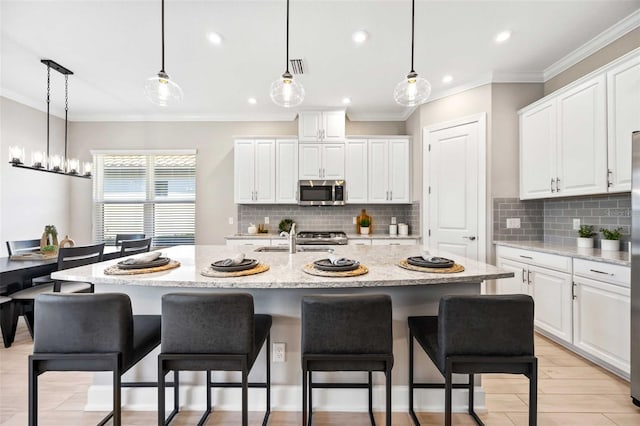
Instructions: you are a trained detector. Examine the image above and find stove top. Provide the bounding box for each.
[296,231,348,245]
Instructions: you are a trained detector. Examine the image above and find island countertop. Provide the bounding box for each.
[51,244,513,289]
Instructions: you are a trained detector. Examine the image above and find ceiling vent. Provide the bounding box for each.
[290,59,305,74]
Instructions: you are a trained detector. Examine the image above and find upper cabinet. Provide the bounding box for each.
[345,139,368,203]
[275,139,298,204]
[298,111,346,142]
[607,54,640,192]
[234,139,276,204]
[519,51,639,200]
[298,143,345,180]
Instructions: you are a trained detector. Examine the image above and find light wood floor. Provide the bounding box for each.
[2,319,640,425]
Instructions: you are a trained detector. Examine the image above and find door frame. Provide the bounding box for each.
[423,112,487,263]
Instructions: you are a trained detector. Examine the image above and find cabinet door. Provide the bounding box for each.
[322,144,345,179]
[530,265,573,343]
[254,139,276,203]
[322,111,346,142]
[556,75,607,196]
[607,55,640,193]
[573,276,630,374]
[520,101,556,199]
[388,139,411,203]
[234,139,256,203]
[345,139,368,203]
[495,258,528,295]
[299,112,321,142]
[298,144,322,179]
[368,140,390,203]
[276,139,298,204]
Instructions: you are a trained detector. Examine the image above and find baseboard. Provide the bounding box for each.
[85,384,486,413]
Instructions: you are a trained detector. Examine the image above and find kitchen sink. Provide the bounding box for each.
[254,246,334,253]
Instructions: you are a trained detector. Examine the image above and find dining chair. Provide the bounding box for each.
[115,234,146,246]
[6,239,54,286]
[0,296,13,348]
[119,237,152,257]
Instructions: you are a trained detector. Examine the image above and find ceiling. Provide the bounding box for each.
[1,0,639,122]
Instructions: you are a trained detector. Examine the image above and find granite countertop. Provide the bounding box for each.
[52,245,513,289]
[494,241,630,267]
[226,233,283,240]
[225,233,420,240]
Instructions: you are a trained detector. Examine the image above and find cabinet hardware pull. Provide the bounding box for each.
[527,270,532,284]
[551,178,555,193]
[522,269,526,283]
[390,190,393,200]
[607,169,613,188]
[519,255,533,259]
[555,177,560,192]
[572,283,577,300]
[589,269,614,276]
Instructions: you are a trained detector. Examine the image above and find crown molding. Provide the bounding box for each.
[63,112,299,122]
[346,110,412,122]
[544,8,640,81]
[491,71,545,83]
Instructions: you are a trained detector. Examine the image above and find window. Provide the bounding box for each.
[93,152,196,246]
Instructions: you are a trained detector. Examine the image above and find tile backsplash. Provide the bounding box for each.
[493,193,631,250]
[238,203,419,236]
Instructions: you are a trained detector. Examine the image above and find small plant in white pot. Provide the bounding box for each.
[359,218,371,235]
[577,225,596,248]
[600,227,622,251]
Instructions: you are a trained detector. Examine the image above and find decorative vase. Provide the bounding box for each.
[601,239,619,251]
[356,209,372,234]
[360,226,370,235]
[59,235,75,248]
[40,232,59,254]
[577,237,594,248]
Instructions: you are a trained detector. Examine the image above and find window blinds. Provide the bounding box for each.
[93,153,196,246]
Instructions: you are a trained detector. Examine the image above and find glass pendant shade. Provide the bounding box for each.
[66,158,80,175]
[83,162,93,177]
[145,71,183,107]
[31,151,46,168]
[270,71,304,108]
[394,71,431,107]
[50,154,64,172]
[8,146,25,165]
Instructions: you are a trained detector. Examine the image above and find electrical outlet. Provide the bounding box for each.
[352,217,357,225]
[391,217,397,225]
[506,218,521,229]
[573,218,580,230]
[264,216,270,225]
[228,217,234,225]
[273,342,286,363]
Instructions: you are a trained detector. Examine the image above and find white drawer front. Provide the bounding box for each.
[226,239,270,246]
[496,245,571,273]
[348,239,372,246]
[573,258,630,287]
[371,238,418,246]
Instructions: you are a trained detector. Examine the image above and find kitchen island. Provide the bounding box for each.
[52,245,513,414]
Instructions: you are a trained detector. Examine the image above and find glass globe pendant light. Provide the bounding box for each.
[270,0,304,108]
[145,0,183,106]
[394,0,431,107]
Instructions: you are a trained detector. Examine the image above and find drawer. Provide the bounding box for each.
[371,238,418,246]
[226,239,270,246]
[573,258,630,288]
[496,245,571,273]
[348,239,372,246]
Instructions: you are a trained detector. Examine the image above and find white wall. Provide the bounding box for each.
[0,97,73,257]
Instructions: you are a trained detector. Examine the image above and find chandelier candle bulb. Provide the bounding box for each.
[31,151,46,168]
[8,146,25,165]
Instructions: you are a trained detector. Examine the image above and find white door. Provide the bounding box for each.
[495,258,529,295]
[556,75,607,196]
[368,139,390,203]
[607,55,640,193]
[531,265,573,343]
[388,138,410,203]
[299,112,321,142]
[322,144,345,179]
[345,139,368,203]
[520,100,556,199]
[425,118,482,260]
[323,111,346,142]
[276,139,298,204]
[254,139,276,203]
[298,144,322,179]
[234,139,256,203]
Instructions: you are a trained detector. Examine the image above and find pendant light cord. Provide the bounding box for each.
[285,0,290,73]
[161,0,165,72]
[64,74,69,162]
[46,65,50,163]
[410,0,415,73]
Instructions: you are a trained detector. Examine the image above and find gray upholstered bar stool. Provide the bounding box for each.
[408,294,538,426]
[301,294,394,426]
[158,293,272,426]
[29,293,161,426]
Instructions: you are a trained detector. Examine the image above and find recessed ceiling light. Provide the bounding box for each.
[248,97,257,105]
[342,97,352,105]
[494,30,512,44]
[442,75,453,84]
[352,30,368,44]
[207,32,223,45]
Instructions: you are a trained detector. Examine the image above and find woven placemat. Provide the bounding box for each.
[104,259,181,275]
[303,263,369,277]
[200,263,270,278]
[397,259,465,273]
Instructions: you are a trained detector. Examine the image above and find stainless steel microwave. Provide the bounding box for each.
[298,180,345,206]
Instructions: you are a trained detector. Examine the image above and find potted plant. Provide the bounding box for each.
[40,224,59,254]
[359,217,371,235]
[577,225,596,248]
[600,227,623,251]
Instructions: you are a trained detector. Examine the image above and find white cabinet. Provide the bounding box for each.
[345,139,368,203]
[348,238,371,246]
[607,54,640,192]
[520,100,556,199]
[226,238,271,246]
[368,139,411,204]
[298,111,345,142]
[275,139,298,204]
[371,238,418,245]
[298,143,345,180]
[234,139,276,204]
[495,257,528,295]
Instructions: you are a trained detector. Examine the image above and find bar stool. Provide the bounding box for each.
[158,293,272,426]
[29,293,161,426]
[301,294,394,426]
[0,296,12,348]
[408,294,537,426]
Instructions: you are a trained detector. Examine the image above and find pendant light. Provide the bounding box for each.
[394,0,431,107]
[145,0,183,106]
[270,0,304,108]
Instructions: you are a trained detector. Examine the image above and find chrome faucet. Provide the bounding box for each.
[289,223,297,254]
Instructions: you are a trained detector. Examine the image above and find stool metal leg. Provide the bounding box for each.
[368,371,375,425]
[174,370,180,418]
[264,333,271,426]
[529,359,538,426]
[468,374,483,425]
[409,329,419,426]
[445,367,452,426]
[158,364,165,426]
[197,370,211,426]
[386,367,392,426]
[241,365,248,426]
[309,370,314,426]
[302,367,308,426]
[28,358,38,426]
